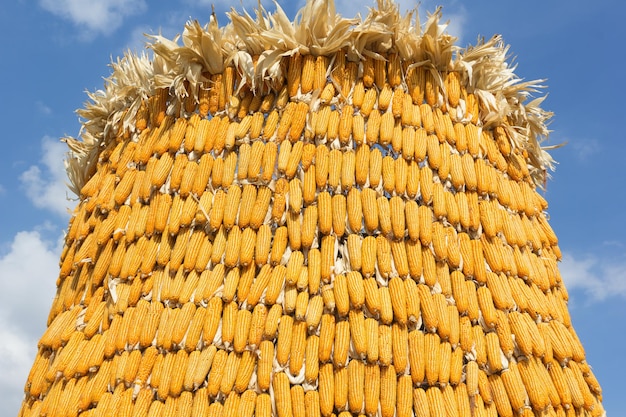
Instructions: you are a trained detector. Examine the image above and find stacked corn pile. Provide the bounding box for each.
[18,1,605,417]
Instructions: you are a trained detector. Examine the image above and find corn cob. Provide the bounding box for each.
[501,362,530,413]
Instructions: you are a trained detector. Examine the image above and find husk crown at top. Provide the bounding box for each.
[64,0,555,195]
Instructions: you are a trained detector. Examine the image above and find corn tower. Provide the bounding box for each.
[19,1,605,416]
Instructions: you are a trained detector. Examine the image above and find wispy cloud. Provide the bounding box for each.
[559,250,626,302]
[19,136,76,218]
[569,137,601,162]
[35,101,52,116]
[39,0,147,39]
[0,229,61,416]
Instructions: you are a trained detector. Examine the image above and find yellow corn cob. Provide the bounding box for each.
[316,312,335,364]
[548,360,574,409]
[245,226,266,266]
[415,283,436,333]
[483,330,504,374]
[347,310,366,360]
[313,145,329,189]
[300,168,316,208]
[287,53,303,97]
[333,318,350,367]
[233,228,256,267]
[370,56,386,89]
[374,234,391,278]
[330,193,346,238]
[484,272,513,311]
[252,393,271,417]
[467,325,486,370]
[467,237,486,284]
[356,277,379,319]
[327,148,343,190]
[416,104,433,136]
[244,186,269,230]
[360,55,375,87]
[299,334,319,385]
[287,385,305,417]
[319,81,335,106]
[423,69,440,106]
[287,212,302,250]
[289,320,307,375]
[276,314,294,367]
[356,188,377,235]
[245,263,271,307]
[370,197,390,240]
[461,121,479,155]
[284,140,303,180]
[388,240,407,279]
[400,125,416,165]
[220,150,237,188]
[378,111,394,147]
[390,322,408,375]
[508,310,533,357]
[285,251,304,287]
[343,359,363,414]
[476,285,497,329]
[245,141,264,181]
[323,109,339,143]
[445,71,461,107]
[515,358,549,411]
[379,365,397,417]
[487,373,514,417]
[329,273,348,318]
[335,105,352,144]
[222,391,241,417]
[222,184,242,230]
[375,287,393,329]
[568,361,596,410]
[340,188,360,234]
[287,101,308,143]
[319,362,334,417]
[389,86,404,119]
[386,52,401,86]
[256,340,274,392]
[358,318,378,364]
[339,149,356,190]
[314,104,331,138]
[423,332,441,386]
[357,87,376,120]
[384,277,407,326]
[498,363,528,414]
[433,107,447,144]
[352,79,365,108]
[383,195,405,241]
[342,234,361,273]
[380,155,394,195]
[368,146,382,188]
[320,235,335,283]
[256,141,276,184]
[465,359,481,399]
[300,55,315,94]
[302,247,320,294]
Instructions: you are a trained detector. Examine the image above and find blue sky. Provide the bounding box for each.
[1,0,624,415]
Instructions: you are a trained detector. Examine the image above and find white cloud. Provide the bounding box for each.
[570,137,601,161]
[0,230,61,416]
[39,0,147,38]
[20,136,76,218]
[559,251,626,301]
[35,101,52,116]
